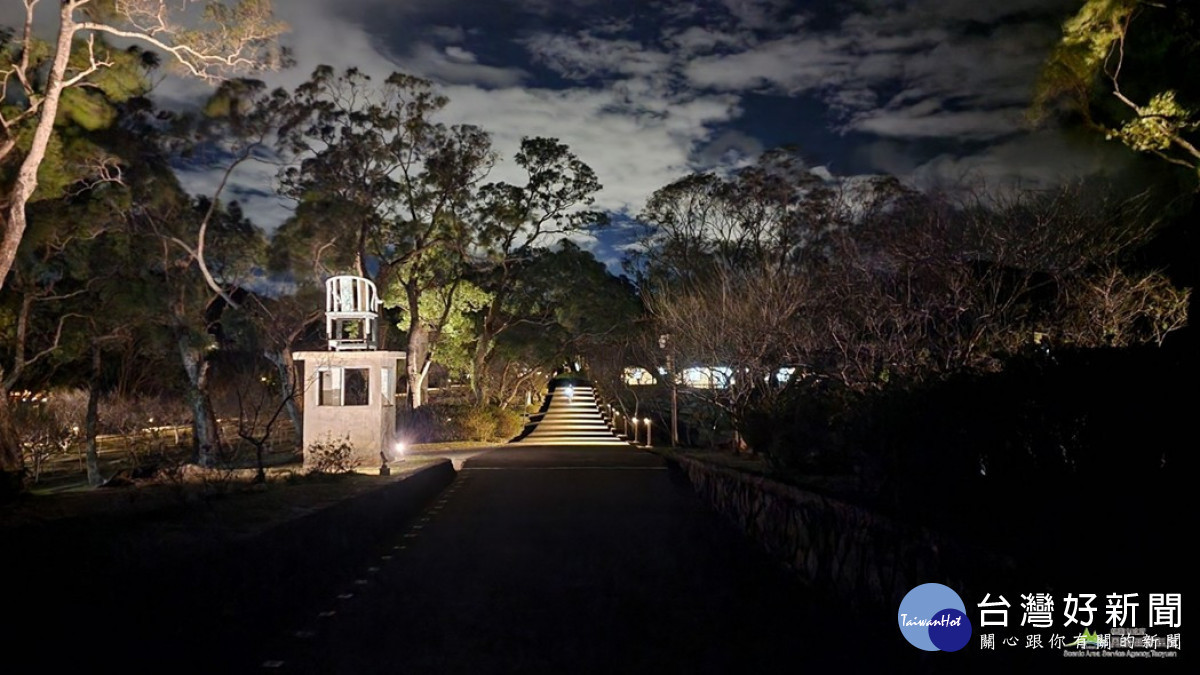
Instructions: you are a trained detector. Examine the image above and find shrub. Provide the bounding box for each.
[307,434,359,474]
[457,406,497,442]
[492,407,525,441]
[739,378,860,478]
[397,404,526,443]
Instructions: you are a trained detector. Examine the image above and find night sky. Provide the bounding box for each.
[13,1,1133,268]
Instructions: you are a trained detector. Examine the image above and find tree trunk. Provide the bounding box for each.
[472,317,495,405]
[186,384,221,467]
[0,5,77,294]
[407,324,431,409]
[178,335,221,466]
[404,282,430,408]
[0,389,24,499]
[85,346,103,487]
[265,349,302,450]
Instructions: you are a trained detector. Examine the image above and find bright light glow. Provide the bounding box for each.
[643,418,650,425]
[622,367,656,386]
[395,441,406,456]
[680,366,733,389]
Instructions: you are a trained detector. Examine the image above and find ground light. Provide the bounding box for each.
[381,441,406,476]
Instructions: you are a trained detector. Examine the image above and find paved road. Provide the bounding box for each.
[244,446,898,674]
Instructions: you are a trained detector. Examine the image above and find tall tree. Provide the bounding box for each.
[0,0,287,299]
[279,67,493,407]
[470,137,606,403]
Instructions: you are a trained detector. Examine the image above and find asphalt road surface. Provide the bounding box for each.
[244,445,899,674]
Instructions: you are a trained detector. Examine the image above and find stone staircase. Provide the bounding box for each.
[510,381,629,446]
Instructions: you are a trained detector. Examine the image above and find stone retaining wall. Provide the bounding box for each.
[667,454,1016,611]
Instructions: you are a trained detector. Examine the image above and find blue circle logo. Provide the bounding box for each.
[898,583,972,652]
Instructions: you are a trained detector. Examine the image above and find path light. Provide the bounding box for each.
[644,418,652,448]
[381,440,405,476]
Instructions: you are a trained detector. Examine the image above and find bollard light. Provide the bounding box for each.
[644,418,652,447]
[382,440,405,476]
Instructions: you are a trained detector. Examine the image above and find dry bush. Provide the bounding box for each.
[306,434,359,475]
[13,390,86,483]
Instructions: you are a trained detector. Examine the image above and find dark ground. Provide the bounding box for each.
[2,445,1185,674]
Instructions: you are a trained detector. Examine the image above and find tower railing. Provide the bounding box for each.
[325,275,381,351]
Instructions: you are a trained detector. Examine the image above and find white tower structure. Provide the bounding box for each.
[295,275,406,473]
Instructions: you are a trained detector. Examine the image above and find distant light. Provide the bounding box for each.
[643,418,650,425]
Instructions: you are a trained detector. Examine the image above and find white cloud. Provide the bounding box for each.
[682,0,1074,144]
[522,33,673,81]
[685,34,855,94]
[662,26,749,56]
[908,131,1129,190]
[428,25,468,43]
[396,43,528,87]
[850,108,1021,141]
[444,46,478,64]
[694,129,764,167]
[441,84,742,215]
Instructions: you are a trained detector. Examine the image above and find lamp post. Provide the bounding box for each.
[659,334,678,447]
[644,418,652,448]
[613,410,621,438]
